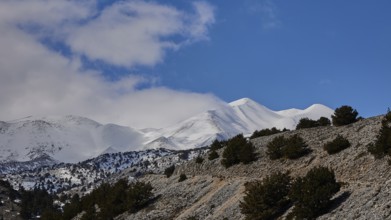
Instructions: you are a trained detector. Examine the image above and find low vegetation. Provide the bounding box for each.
[207,139,225,161]
[324,135,351,154]
[195,156,204,164]
[266,135,309,160]
[164,165,175,178]
[289,167,340,219]
[78,180,153,220]
[240,172,291,220]
[20,187,59,219]
[368,109,391,158]
[0,179,19,201]
[210,139,226,151]
[208,150,219,160]
[249,127,288,139]
[295,117,331,130]
[19,179,154,220]
[241,167,340,220]
[178,174,187,182]
[221,134,257,168]
[332,105,359,126]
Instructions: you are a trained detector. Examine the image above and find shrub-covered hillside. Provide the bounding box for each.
[118,115,390,220]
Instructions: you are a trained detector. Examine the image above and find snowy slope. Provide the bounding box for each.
[144,98,334,149]
[0,116,146,163]
[0,98,334,163]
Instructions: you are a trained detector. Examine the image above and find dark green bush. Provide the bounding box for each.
[79,180,153,219]
[284,135,309,159]
[295,118,318,130]
[266,136,286,160]
[178,174,187,182]
[250,127,285,139]
[195,156,204,164]
[164,165,175,178]
[221,138,240,168]
[210,139,225,151]
[239,141,257,164]
[296,117,331,130]
[20,187,59,219]
[368,109,391,158]
[266,135,309,160]
[318,117,331,126]
[240,172,291,220]
[324,135,351,154]
[208,150,219,160]
[221,134,256,168]
[126,181,154,213]
[289,167,340,219]
[332,105,359,126]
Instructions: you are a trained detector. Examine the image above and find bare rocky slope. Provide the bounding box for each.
[115,115,391,220]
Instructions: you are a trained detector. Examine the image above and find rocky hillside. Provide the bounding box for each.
[3,148,206,195]
[116,115,390,220]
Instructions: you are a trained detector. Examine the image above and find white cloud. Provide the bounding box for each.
[188,2,215,41]
[67,1,183,67]
[67,1,215,67]
[0,0,215,67]
[0,0,223,129]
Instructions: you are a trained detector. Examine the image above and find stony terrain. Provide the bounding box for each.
[116,116,391,220]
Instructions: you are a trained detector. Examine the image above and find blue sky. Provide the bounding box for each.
[148,0,391,116]
[0,0,390,128]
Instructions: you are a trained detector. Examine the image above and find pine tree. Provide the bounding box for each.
[266,135,309,160]
[240,172,291,220]
[332,105,359,126]
[210,139,225,150]
[368,109,391,158]
[289,167,340,219]
[295,118,318,130]
[127,181,153,213]
[283,135,309,159]
[318,117,331,126]
[266,136,286,160]
[208,150,219,160]
[221,134,257,168]
[239,140,257,164]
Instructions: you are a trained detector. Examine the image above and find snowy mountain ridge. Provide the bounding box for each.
[144,98,333,149]
[0,98,333,163]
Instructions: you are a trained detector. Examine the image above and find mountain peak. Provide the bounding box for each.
[305,103,330,110]
[229,98,256,106]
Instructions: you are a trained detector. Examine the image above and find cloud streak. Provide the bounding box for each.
[0,0,223,129]
[246,0,281,29]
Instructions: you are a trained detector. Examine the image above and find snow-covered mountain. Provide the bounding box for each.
[144,98,334,149]
[0,98,333,163]
[0,115,146,163]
